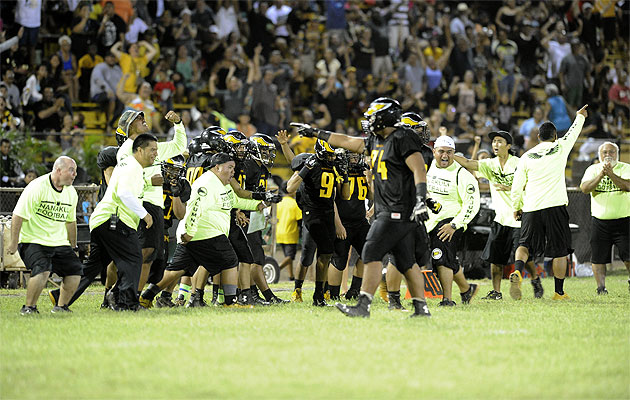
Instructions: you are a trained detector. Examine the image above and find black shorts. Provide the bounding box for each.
[331,219,370,271]
[303,210,335,255]
[362,217,417,273]
[429,219,463,273]
[166,235,238,276]
[147,236,169,285]
[280,243,297,259]
[482,222,520,265]
[138,202,165,261]
[519,205,572,258]
[591,217,630,264]
[18,243,83,277]
[228,218,254,264]
[300,222,317,267]
[387,222,432,269]
[247,230,266,266]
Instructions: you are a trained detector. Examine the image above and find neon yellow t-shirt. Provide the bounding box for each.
[426,160,481,233]
[477,155,521,228]
[581,161,630,220]
[90,155,145,231]
[276,196,302,244]
[117,122,187,208]
[12,173,77,247]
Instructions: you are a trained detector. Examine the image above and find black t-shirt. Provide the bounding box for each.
[335,170,368,224]
[185,153,213,184]
[365,128,423,220]
[352,40,375,71]
[32,100,62,134]
[96,146,118,200]
[98,14,126,53]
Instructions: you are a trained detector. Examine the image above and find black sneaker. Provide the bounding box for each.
[48,290,59,306]
[175,294,187,307]
[481,290,503,300]
[252,295,270,306]
[345,288,359,301]
[51,305,72,313]
[438,299,457,307]
[531,278,544,298]
[268,295,289,305]
[100,290,110,309]
[410,299,431,318]
[20,305,39,315]
[186,292,207,308]
[330,294,341,301]
[312,296,330,307]
[460,283,479,304]
[237,290,250,306]
[335,294,371,318]
[596,287,609,295]
[156,296,176,308]
[388,293,408,311]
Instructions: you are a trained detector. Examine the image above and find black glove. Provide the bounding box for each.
[290,122,332,140]
[426,198,442,214]
[410,183,429,224]
[172,177,191,202]
[299,155,319,179]
[252,190,283,203]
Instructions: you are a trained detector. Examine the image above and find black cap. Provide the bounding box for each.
[489,130,513,145]
[208,152,234,169]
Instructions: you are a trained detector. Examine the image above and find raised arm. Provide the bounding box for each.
[453,154,479,171]
[291,123,366,154]
[277,129,295,162]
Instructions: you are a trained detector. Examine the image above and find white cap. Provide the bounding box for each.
[434,136,455,149]
[457,3,468,12]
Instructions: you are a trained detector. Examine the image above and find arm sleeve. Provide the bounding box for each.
[157,122,188,161]
[182,184,203,237]
[580,164,597,185]
[395,130,423,160]
[476,159,493,181]
[559,114,586,157]
[118,187,148,218]
[233,194,262,211]
[511,157,527,210]
[451,169,480,229]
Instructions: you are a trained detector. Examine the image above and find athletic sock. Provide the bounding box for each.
[554,277,564,295]
[262,289,273,301]
[350,276,362,291]
[323,281,329,293]
[250,285,259,297]
[196,288,205,301]
[212,284,220,296]
[514,260,525,274]
[359,291,374,302]
[178,283,191,300]
[143,284,160,301]
[314,281,324,296]
[295,279,304,289]
[103,288,110,302]
[329,285,340,298]
[388,290,401,299]
[225,295,236,305]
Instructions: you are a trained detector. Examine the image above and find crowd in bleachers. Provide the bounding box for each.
[0,0,629,187]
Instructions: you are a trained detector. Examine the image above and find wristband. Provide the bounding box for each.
[318,130,331,141]
[415,183,427,200]
[298,166,310,179]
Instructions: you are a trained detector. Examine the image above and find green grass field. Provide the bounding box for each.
[1,274,629,399]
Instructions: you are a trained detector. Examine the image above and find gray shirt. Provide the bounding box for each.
[90,62,123,99]
[559,54,589,87]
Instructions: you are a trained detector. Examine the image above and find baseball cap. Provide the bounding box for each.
[489,130,513,145]
[457,3,468,12]
[117,110,145,137]
[434,136,455,149]
[582,2,593,10]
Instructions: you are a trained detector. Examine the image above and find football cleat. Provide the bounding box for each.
[378,280,389,302]
[155,296,176,308]
[291,288,303,302]
[138,296,153,309]
[437,299,457,307]
[509,271,523,300]
[335,294,371,318]
[460,283,479,304]
[481,290,503,300]
[388,292,408,311]
[345,288,360,301]
[51,305,72,313]
[596,287,608,295]
[20,305,39,315]
[552,292,570,301]
[186,292,208,308]
[410,299,431,318]
[268,295,289,305]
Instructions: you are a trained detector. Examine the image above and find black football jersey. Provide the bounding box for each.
[420,144,433,171]
[162,183,175,230]
[365,127,423,220]
[233,159,248,190]
[96,146,119,201]
[336,171,368,223]
[242,159,269,191]
[185,153,213,184]
[300,162,336,213]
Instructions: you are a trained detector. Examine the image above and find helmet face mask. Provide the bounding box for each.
[362,97,402,135]
[347,151,367,172]
[249,133,276,168]
[399,112,431,145]
[161,156,186,182]
[115,127,128,147]
[222,131,250,161]
[315,139,336,166]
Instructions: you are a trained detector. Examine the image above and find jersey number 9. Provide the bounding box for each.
[320,172,334,198]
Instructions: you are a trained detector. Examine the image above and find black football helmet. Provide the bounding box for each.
[399,112,430,145]
[222,130,250,161]
[249,133,276,168]
[115,127,128,147]
[188,136,204,155]
[315,139,337,166]
[362,97,402,135]
[161,155,186,182]
[200,127,231,154]
[347,151,368,173]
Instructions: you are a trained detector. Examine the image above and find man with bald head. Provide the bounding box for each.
[9,156,82,314]
[580,142,630,294]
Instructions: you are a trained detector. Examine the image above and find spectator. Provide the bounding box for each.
[117,76,164,135]
[450,3,471,36]
[559,42,590,108]
[449,70,481,115]
[15,0,42,66]
[387,0,410,52]
[368,12,393,78]
[608,70,630,118]
[1,139,23,187]
[352,27,375,83]
[491,29,518,96]
[454,112,474,140]
[76,44,103,102]
[578,102,614,161]
[209,58,255,123]
[216,0,240,40]
[541,27,571,82]
[174,8,197,54]
[33,87,66,138]
[424,36,454,109]
[111,40,157,94]
[155,9,177,50]
[495,0,528,32]
[97,1,127,55]
[320,76,347,127]
[519,105,545,149]
[578,2,600,54]
[514,20,540,79]
[124,8,149,44]
[60,114,84,150]
[192,0,216,42]
[0,96,17,131]
[266,0,292,40]
[22,64,48,106]
[174,44,200,104]
[1,70,21,114]
[544,83,572,135]
[450,35,475,80]
[71,1,99,58]
[315,48,341,89]
[399,46,425,96]
[90,52,123,131]
[57,35,79,101]
[236,113,257,137]
[19,170,39,187]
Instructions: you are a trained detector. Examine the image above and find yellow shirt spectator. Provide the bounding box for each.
[276,195,302,244]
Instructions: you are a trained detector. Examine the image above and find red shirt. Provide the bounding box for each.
[608,83,630,105]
